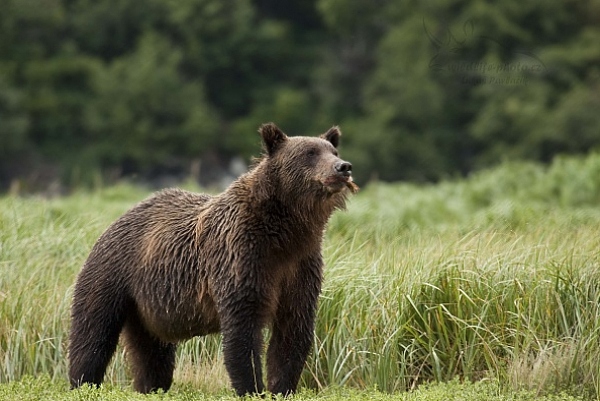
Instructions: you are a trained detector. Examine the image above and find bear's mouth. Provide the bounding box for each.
[322,174,359,194]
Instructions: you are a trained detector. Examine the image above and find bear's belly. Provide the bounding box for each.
[136,298,221,343]
[144,314,221,342]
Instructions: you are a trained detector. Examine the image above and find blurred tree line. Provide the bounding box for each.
[1,0,599,191]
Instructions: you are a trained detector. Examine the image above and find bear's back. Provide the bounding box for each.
[83,189,212,273]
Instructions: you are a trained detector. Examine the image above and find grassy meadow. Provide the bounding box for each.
[2,153,600,400]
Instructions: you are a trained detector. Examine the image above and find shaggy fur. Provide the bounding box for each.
[68,123,357,396]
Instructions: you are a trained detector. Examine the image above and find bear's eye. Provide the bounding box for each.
[307,149,317,157]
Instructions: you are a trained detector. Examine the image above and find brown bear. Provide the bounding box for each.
[68,123,357,396]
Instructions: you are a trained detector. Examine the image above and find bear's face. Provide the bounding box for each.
[259,123,356,196]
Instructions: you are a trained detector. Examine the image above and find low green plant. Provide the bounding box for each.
[0,376,587,401]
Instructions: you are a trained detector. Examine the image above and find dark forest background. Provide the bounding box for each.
[1,0,599,192]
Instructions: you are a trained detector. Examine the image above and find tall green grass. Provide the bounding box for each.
[2,154,600,398]
[0,185,137,385]
[308,229,600,397]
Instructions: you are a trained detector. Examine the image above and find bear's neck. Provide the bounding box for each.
[229,163,345,231]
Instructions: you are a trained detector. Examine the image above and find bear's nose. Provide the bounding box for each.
[335,161,352,175]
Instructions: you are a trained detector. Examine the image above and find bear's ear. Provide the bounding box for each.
[321,126,341,148]
[259,123,288,155]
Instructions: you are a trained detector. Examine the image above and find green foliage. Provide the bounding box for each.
[2,0,600,190]
[0,73,29,161]
[331,0,600,181]
[84,31,218,173]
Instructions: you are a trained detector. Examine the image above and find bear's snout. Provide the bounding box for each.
[334,161,352,176]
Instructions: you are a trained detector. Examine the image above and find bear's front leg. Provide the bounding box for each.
[219,294,266,396]
[267,255,323,395]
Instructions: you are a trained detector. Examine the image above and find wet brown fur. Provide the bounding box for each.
[68,123,357,396]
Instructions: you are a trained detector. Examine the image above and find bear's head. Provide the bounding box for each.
[258,123,358,199]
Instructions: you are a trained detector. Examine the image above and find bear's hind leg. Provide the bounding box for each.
[122,319,177,393]
[68,296,126,389]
